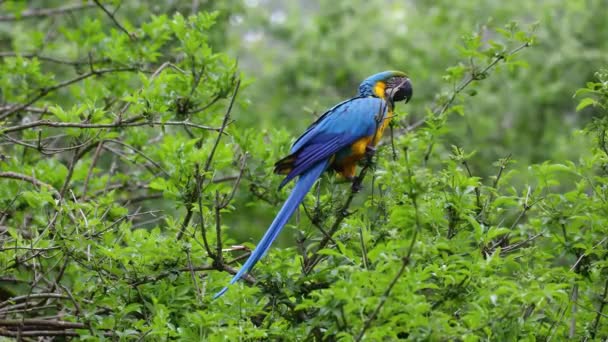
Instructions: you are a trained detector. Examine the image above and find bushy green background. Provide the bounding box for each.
[0,0,607,340]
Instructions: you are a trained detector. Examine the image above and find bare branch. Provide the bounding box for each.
[106,139,170,177]
[0,104,48,114]
[0,171,60,198]
[590,277,608,339]
[0,3,95,22]
[0,293,73,309]
[0,52,108,66]
[1,118,222,134]
[82,141,104,196]
[0,318,86,329]
[92,0,135,39]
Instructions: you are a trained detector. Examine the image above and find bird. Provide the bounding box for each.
[214,71,413,298]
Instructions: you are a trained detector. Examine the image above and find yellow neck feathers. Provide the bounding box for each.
[373,81,386,99]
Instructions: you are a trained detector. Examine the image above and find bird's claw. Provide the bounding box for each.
[365,145,376,158]
[351,179,363,193]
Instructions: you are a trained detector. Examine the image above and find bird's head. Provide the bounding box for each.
[358,70,413,103]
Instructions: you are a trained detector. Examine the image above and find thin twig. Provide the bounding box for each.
[0,3,95,22]
[590,277,608,339]
[218,153,248,208]
[214,191,224,262]
[59,148,82,199]
[105,139,169,177]
[462,158,482,210]
[0,330,113,337]
[185,249,203,305]
[203,79,241,173]
[92,0,134,39]
[1,131,99,155]
[0,172,60,198]
[570,237,607,272]
[0,293,72,309]
[0,52,108,66]
[1,118,222,134]
[570,284,578,338]
[0,104,48,113]
[196,165,214,258]
[82,141,104,196]
[0,318,86,329]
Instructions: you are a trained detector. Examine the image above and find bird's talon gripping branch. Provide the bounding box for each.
[365,145,376,157]
[352,179,363,193]
[214,71,412,298]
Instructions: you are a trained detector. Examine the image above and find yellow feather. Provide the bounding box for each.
[373,81,386,99]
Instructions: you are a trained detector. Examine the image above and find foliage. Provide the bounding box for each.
[0,0,607,340]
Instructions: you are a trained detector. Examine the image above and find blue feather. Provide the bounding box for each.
[278,136,345,189]
[213,160,329,299]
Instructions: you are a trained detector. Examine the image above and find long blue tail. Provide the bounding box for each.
[213,160,328,299]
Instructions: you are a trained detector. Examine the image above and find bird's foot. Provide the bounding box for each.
[365,145,376,158]
[351,178,363,193]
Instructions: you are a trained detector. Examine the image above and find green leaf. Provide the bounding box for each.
[576,97,596,111]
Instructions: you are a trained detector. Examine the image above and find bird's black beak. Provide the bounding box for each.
[391,78,413,103]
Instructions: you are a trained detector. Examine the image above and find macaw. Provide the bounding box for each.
[214,71,413,298]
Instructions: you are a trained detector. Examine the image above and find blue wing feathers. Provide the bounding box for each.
[278,136,347,188]
[291,97,382,153]
[291,98,357,152]
[278,97,386,188]
[213,160,329,299]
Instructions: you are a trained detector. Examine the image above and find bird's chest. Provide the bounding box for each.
[350,108,393,158]
[372,109,392,146]
[332,108,393,169]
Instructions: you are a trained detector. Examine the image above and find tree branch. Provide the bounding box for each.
[0,3,95,22]
[1,118,222,134]
[0,172,60,198]
[0,318,86,329]
[0,52,108,66]
[92,0,134,39]
[590,277,608,339]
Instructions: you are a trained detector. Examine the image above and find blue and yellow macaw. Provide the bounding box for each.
[214,71,413,298]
